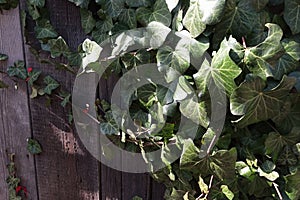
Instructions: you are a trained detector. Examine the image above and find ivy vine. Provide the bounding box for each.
[0,0,300,200]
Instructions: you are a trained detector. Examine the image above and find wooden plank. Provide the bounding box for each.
[20,0,100,199]
[0,7,38,200]
[151,180,166,200]
[122,173,151,200]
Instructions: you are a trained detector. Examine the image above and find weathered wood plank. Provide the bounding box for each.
[20,0,100,199]
[0,7,38,200]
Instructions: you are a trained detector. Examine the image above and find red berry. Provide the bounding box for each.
[27,67,33,73]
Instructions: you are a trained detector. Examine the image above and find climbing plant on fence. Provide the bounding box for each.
[1,0,300,199]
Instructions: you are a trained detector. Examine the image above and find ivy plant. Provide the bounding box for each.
[6,0,300,199]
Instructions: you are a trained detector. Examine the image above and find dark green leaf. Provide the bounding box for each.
[285,169,300,199]
[27,138,42,154]
[7,61,27,80]
[80,9,96,34]
[35,19,58,39]
[104,0,125,18]
[28,70,41,86]
[284,0,300,34]
[0,53,8,61]
[28,0,45,7]
[48,36,70,58]
[118,9,137,29]
[230,75,296,128]
[43,75,59,95]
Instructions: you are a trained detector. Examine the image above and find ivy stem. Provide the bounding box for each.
[266,121,280,134]
[273,183,283,200]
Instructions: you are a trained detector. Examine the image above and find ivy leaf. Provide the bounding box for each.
[0,53,8,61]
[43,76,59,95]
[285,169,300,199]
[199,0,226,25]
[251,0,268,11]
[80,9,96,34]
[284,0,300,35]
[220,185,234,200]
[121,49,150,69]
[157,46,189,74]
[35,19,58,39]
[7,61,27,80]
[118,9,137,29]
[27,138,42,154]
[48,36,70,58]
[165,0,179,12]
[100,111,119,135]
[28,70,41,86]
[95,16,113,33]
[230,75,296,128]
[104,0,125,18]
[283,38,300,61]
[182,0,205,38]
[194,36,242,95]
[212,0,257,48]
[0,80,8,88]
[244,23,284,80]
[125,0,151,8]
[272,94,300,133]
[28,0,45,7]
[136,0,172,27]
[82,39,102,70]
[68,0,90,8]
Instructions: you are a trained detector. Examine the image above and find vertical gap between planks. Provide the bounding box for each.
[18,3,40,199]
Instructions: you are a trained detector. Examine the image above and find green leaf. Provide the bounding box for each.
[220,185,234,200]
[27,138,42,154]
[48,36,70,58]
[0,53,8,61]
[251,0,268,11]
[272,94,300,132]
[182,0,205,38]
[118,9,137,29]
[283,38,300,61]
[0,80,8,88]
[95,17,113,33]
[244,23,284,79]
[194,36,242,95]
[212,0,258,48]
[136,0,172,27]
[125,0,151,7]
[104,0,125,18]
[200,0,226,25]
[7,61,27,80]
[121,49,150,69]
[235,161,253,179]
[68,0,90,8]
[165,0,179,12]
[80,9,96,34]
[257,160,279,181]
[28,0,45,7]
[284,0,300,35]
[28,70,41,86]
[285,169,300,199]
[100,111,119,135]
[198,176,209,194]
[43,76,59,95]
[35,19,58,39]
[230,75,296,128]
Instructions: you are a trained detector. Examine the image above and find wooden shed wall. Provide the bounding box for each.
[0,1,165,199]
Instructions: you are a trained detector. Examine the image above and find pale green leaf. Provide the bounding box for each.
[136,0,172,27]
[194,36,242,95]
[244,23,284,79]
[220,185,234,200]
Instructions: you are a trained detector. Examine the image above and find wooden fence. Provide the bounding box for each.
[0,1,165,199]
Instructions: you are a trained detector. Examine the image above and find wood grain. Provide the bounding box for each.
[0,7,38,200]
[20,0,100,199]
